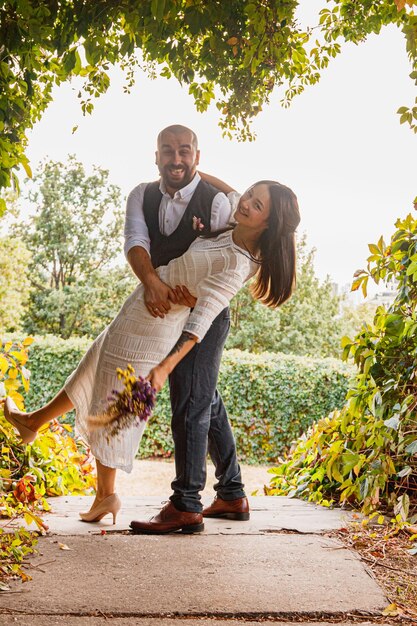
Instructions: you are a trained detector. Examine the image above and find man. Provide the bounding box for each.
[126,125,249,533]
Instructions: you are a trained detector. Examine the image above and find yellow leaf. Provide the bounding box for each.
[378,515,385,524]
[22,337,34,347]
[8,368,18,380]
[331,463,344,482]
[58,542,71,551]
[4,379,19,391]
[382,603,400,617]
[0,355,8,374]
[21,160,32,178]
[3,342,12,352]
[10,350,27,364]
[24,512,35,526]
[1,446,10,454]
[9,392,24,409]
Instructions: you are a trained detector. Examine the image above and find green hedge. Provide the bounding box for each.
[21,336,353,464]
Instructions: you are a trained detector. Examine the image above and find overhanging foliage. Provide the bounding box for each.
[1,0,416,215]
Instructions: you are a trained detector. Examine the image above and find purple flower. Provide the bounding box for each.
[98,372,157,439]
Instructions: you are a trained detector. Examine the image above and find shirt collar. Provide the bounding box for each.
[159,172,201,199]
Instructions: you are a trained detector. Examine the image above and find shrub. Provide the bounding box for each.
[218,350,352,463]
[21,336,353,464]
[0,337,95,585]
[267,213,417,521]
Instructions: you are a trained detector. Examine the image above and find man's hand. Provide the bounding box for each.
[147,363,169,393]
[144,275,178,318]
[172,285,197,309]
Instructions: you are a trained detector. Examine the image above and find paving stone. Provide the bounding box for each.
[0,534,386,616]
[7,496,351,536]
[0,619,392,626]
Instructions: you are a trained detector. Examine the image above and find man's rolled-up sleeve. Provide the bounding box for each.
[210,192,235,231]
[124,183,151,258]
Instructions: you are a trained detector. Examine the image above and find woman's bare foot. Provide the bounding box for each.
[3,397,38,444]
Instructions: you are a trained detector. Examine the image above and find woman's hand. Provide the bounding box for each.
[173,285,197,308]
[146,363,170,393]
[147,332,198,392]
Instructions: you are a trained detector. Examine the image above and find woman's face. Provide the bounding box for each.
[235,183,271,232]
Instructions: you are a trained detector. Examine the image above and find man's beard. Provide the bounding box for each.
[160,164,196,189]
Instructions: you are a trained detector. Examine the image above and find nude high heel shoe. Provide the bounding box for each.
[3,397,37,444]
[79,494,121,524]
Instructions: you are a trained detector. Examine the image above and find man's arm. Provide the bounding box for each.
[199,171,236,194]
[125,185,177,318]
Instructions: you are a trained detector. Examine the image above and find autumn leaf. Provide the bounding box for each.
[382,603,402,616]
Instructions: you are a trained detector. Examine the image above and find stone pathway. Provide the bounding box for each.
[0,495,389,626]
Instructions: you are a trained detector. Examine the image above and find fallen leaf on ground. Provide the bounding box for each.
[382,603,402,617]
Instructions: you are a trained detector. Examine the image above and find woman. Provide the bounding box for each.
[4,180,300,524]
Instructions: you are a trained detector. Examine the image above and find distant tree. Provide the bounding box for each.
[227,284,280,353]
[227,236,345,357]
[15,157,126,338]
[0,236,31,332]
[338,301,378,341]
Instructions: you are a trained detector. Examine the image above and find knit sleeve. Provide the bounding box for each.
[182,265,246,342]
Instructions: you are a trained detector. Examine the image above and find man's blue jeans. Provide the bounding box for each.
[168,307,246,512]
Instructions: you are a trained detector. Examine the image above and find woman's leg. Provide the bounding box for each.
[95,459,117,501]
[80,459,120,521]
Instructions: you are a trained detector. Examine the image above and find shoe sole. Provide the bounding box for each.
[130,522,205,535]
[203,512,250,521]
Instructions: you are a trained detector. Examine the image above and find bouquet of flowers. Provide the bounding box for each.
[88,365,156,439]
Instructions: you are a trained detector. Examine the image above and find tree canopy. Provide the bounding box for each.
[1,0,416,214]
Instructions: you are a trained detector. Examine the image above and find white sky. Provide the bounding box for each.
[21,3,416,294]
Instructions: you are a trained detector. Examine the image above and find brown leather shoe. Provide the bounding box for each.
[202,496,250,521]
[130,501,204,534]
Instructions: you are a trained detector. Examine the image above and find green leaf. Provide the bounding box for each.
[384,415,400,430]
[405,441,417,455]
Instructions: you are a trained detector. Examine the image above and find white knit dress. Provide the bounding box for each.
[64,231,258,472]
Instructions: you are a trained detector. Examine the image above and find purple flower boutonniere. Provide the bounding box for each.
[192,216,205,232]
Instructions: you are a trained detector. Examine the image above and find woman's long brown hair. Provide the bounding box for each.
[250,181,300,308]
[203,180,300,308]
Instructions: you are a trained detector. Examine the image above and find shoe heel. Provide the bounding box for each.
[181,522,204,534]
[230,512,250,521]
[112,513,117,525]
